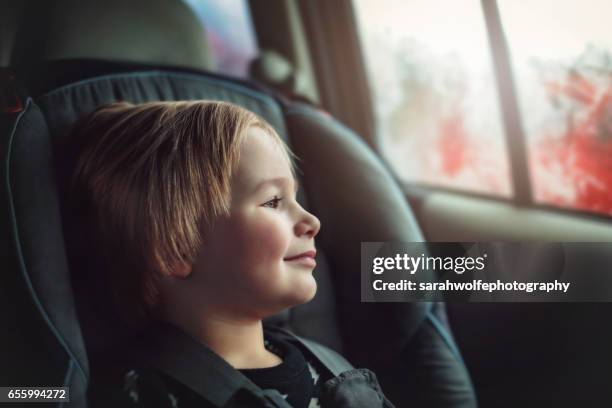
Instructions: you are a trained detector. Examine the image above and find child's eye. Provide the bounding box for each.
[263,196,283,209]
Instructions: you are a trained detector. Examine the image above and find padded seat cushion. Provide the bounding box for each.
[37,70,287,143]
[1,99,89,405]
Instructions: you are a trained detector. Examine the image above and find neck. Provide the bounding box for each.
[160,307,282,369]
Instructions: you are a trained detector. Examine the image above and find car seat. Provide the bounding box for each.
[1,1,477,407]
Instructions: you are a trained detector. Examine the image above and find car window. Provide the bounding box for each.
[498,0,612,216]
[181,0,258,78]
[354,0,612,218]
[353,0,512,198]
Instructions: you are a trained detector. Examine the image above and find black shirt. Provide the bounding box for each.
[239,331,324,408]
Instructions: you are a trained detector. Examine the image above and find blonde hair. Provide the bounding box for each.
[69,100,295,325]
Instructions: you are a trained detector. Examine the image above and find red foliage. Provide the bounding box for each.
[536,72,612,215]
[437,114,469,177]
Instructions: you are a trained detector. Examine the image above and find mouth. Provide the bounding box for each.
[284,250,317,268]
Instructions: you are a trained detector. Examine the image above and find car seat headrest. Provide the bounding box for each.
[38,0,215,70]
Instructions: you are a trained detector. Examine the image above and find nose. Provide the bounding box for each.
[295,209,321,239]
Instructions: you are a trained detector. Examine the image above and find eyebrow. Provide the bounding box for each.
[253,177,299,194]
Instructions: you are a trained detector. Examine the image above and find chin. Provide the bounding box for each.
[257,274,318,317]
[260,284,317,318]
[290,275,318,305]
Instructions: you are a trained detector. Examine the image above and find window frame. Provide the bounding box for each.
[298,0,377,151]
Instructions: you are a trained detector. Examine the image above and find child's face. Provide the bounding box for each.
[188,126,321,318]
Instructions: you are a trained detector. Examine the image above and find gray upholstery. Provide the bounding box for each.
[1,99,89,406]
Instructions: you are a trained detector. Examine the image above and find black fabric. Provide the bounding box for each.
[321,369,393,408]
[240,331,316,408]
[375,306,477,408]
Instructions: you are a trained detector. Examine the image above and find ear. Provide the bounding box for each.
[170,261,192,279]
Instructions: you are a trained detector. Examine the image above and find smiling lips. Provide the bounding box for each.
[284,250,317,268]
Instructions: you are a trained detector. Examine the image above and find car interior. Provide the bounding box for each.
[1,1,612,407]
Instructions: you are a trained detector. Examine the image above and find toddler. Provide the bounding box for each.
[67,101,394,408]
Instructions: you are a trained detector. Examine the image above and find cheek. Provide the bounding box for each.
[231,213,288,270]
